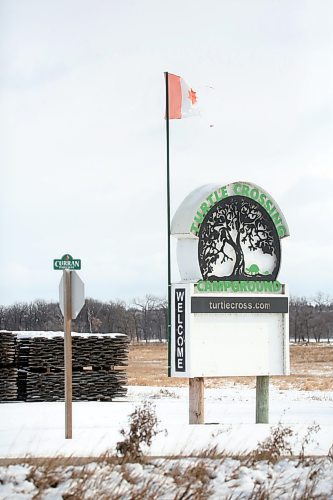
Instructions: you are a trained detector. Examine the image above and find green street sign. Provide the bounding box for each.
[53,254,81,271]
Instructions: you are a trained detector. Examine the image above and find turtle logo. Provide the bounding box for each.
[246,264,260,275]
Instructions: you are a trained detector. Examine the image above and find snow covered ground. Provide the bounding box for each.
[0,385,332,458]
[1,385,333,498]
[1,456,333,499]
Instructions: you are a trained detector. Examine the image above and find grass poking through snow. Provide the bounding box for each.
[1,406,333,499]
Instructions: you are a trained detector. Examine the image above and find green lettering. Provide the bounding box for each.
[232,281,239,292]
[242,184,250,197]
[277,225,287,237]
[221,186,228,198]
[200,202,210,216]
[250,188,259,201]
[212,281,224,292]
[264,281,273,292]
[259,193,266,207]
[248,282,255,292]
[207,193,214,207]
[194,212,203,224]
[255,281,264,292]
[273,281,281,292]
[268,202,275,215]
[233,183,242,195]
[197,280,205,292]
[271,211,282,226]
[224,281,231,291]
[190,223,199,235]
[205,281,212,292]
[239,281,247,292]
[214,189,223,201]
[265,198,273,213]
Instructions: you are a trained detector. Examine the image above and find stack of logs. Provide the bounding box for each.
[0,331,18,401]
[0,331,129,402]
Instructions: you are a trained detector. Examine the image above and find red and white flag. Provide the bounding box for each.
[166,73,199,119]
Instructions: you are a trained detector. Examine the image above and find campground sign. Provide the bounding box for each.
[170,181,290,381]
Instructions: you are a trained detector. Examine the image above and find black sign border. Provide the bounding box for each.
[191,296,288,314]
[174,288,186,372]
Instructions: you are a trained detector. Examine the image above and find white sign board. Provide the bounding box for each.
[171,283,289,378]
[59,271,85,319]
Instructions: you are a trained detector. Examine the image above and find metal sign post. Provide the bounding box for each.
[54,254,85,439]
[63,270,72,439]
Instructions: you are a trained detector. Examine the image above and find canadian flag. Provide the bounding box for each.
[166,73,199,119]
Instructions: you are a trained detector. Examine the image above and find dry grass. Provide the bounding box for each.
[128,343,187,387]
[3,453,332,500]
[128,342,333,391]
[274,343,333,391]
[1,421,332,498]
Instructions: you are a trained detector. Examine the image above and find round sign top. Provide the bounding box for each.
[171,181,289,240]
[171,181,289,283]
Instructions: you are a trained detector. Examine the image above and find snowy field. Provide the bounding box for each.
[1,385,333,458]
[1,385,333,498]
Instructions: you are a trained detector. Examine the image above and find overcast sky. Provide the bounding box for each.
[0,0,332,306]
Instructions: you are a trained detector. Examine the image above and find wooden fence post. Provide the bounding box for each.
[256,375,269,423]
[189,377,204,424]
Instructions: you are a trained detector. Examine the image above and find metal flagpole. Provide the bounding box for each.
[165,71,172,376]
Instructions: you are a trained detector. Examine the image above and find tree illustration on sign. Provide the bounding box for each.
[198,196,280,280]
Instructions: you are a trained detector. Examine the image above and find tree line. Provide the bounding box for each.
[0,296,167,343]
[290,293,333,343]
[0,293,332,343]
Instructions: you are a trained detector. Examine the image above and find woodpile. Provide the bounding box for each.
[0,368,18,401]
[0,331,129,402]
[0,332,18,401]
[0,331,17,366]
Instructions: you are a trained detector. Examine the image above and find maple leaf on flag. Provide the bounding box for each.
[188,88,197,105]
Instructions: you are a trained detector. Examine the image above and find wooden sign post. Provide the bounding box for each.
[189,377,204,424]
[256,375,269,424]
[54,254,84,439]
[63,269,73,439]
